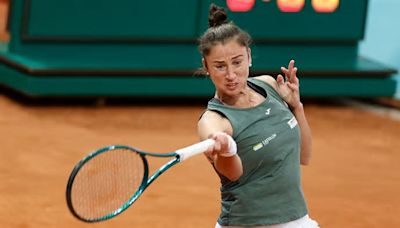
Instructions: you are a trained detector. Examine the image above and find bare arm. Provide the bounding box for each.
[255,60,313,165]
[198,111,243,181]
[290,103,312,165]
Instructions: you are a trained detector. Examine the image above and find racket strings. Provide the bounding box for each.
[71,148,144,220]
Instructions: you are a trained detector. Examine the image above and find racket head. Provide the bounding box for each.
[66,145,148,222]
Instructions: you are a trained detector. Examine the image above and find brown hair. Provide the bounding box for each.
[197,4,252,74]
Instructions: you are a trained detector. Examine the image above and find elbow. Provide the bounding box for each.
[225,168,243,182]
[300,143,312,166]
[301,159,310,166]
[300,155,311,166]
[220,158,243,181]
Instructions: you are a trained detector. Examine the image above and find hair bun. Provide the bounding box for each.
[208,4,228,28]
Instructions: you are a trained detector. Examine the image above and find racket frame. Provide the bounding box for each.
[66,145,180,222]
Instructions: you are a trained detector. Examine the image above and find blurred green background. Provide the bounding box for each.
[0,0,397,98]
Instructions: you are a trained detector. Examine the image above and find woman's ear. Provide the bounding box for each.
[247,48,252,67]
[202,58,209,74]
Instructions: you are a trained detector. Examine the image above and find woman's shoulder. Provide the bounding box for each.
[251,75,279,91]
[251,76,287,105]
[198,110,233,136]
[200,109,223,121]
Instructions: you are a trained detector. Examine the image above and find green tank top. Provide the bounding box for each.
[207,78,308,226]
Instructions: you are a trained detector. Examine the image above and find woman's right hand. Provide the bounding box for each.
[208,132,236,157]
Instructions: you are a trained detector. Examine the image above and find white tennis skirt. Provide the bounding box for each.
[215,214,319,228]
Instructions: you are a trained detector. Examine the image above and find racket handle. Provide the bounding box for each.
[176,139,215,161]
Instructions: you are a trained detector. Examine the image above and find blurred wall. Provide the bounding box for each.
[360,0,400,98]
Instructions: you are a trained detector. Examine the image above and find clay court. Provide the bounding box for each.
[0,94,399,228]
[1,1,400,227]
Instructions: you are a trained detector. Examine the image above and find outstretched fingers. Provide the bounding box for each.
[291,67,299,86]
[281,59,295,82]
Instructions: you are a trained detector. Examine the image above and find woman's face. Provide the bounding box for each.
[203,39,251,97]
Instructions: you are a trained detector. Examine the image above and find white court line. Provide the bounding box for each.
[340,99,400,122]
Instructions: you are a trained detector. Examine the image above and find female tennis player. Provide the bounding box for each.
[197,4,319,228]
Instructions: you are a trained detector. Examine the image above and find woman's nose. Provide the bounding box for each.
[225,66,235,80]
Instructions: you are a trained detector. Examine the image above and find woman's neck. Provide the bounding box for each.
[216,86,263,108]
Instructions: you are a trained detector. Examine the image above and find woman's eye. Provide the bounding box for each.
[216,65,225,70]
[233,61,242,65]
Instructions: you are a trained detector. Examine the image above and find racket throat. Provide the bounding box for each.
[146,158,180,186]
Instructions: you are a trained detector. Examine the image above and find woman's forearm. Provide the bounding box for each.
[214,154,243,181]
[292,103,313,165]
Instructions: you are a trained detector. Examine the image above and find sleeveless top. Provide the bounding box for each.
[207,77,308,226]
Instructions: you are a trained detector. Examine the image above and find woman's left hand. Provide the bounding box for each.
[276,60,302,110]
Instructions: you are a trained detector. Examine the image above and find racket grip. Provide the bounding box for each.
[176,139,215,161]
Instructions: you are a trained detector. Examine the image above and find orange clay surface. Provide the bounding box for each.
[0,94,399,228]
[0,0,9,42]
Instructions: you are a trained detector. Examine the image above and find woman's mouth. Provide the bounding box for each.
[226,83,238,90]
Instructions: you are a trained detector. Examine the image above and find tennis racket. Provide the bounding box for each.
[66,139,215,223]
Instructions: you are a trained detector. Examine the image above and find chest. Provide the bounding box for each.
[233,99,300,170]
